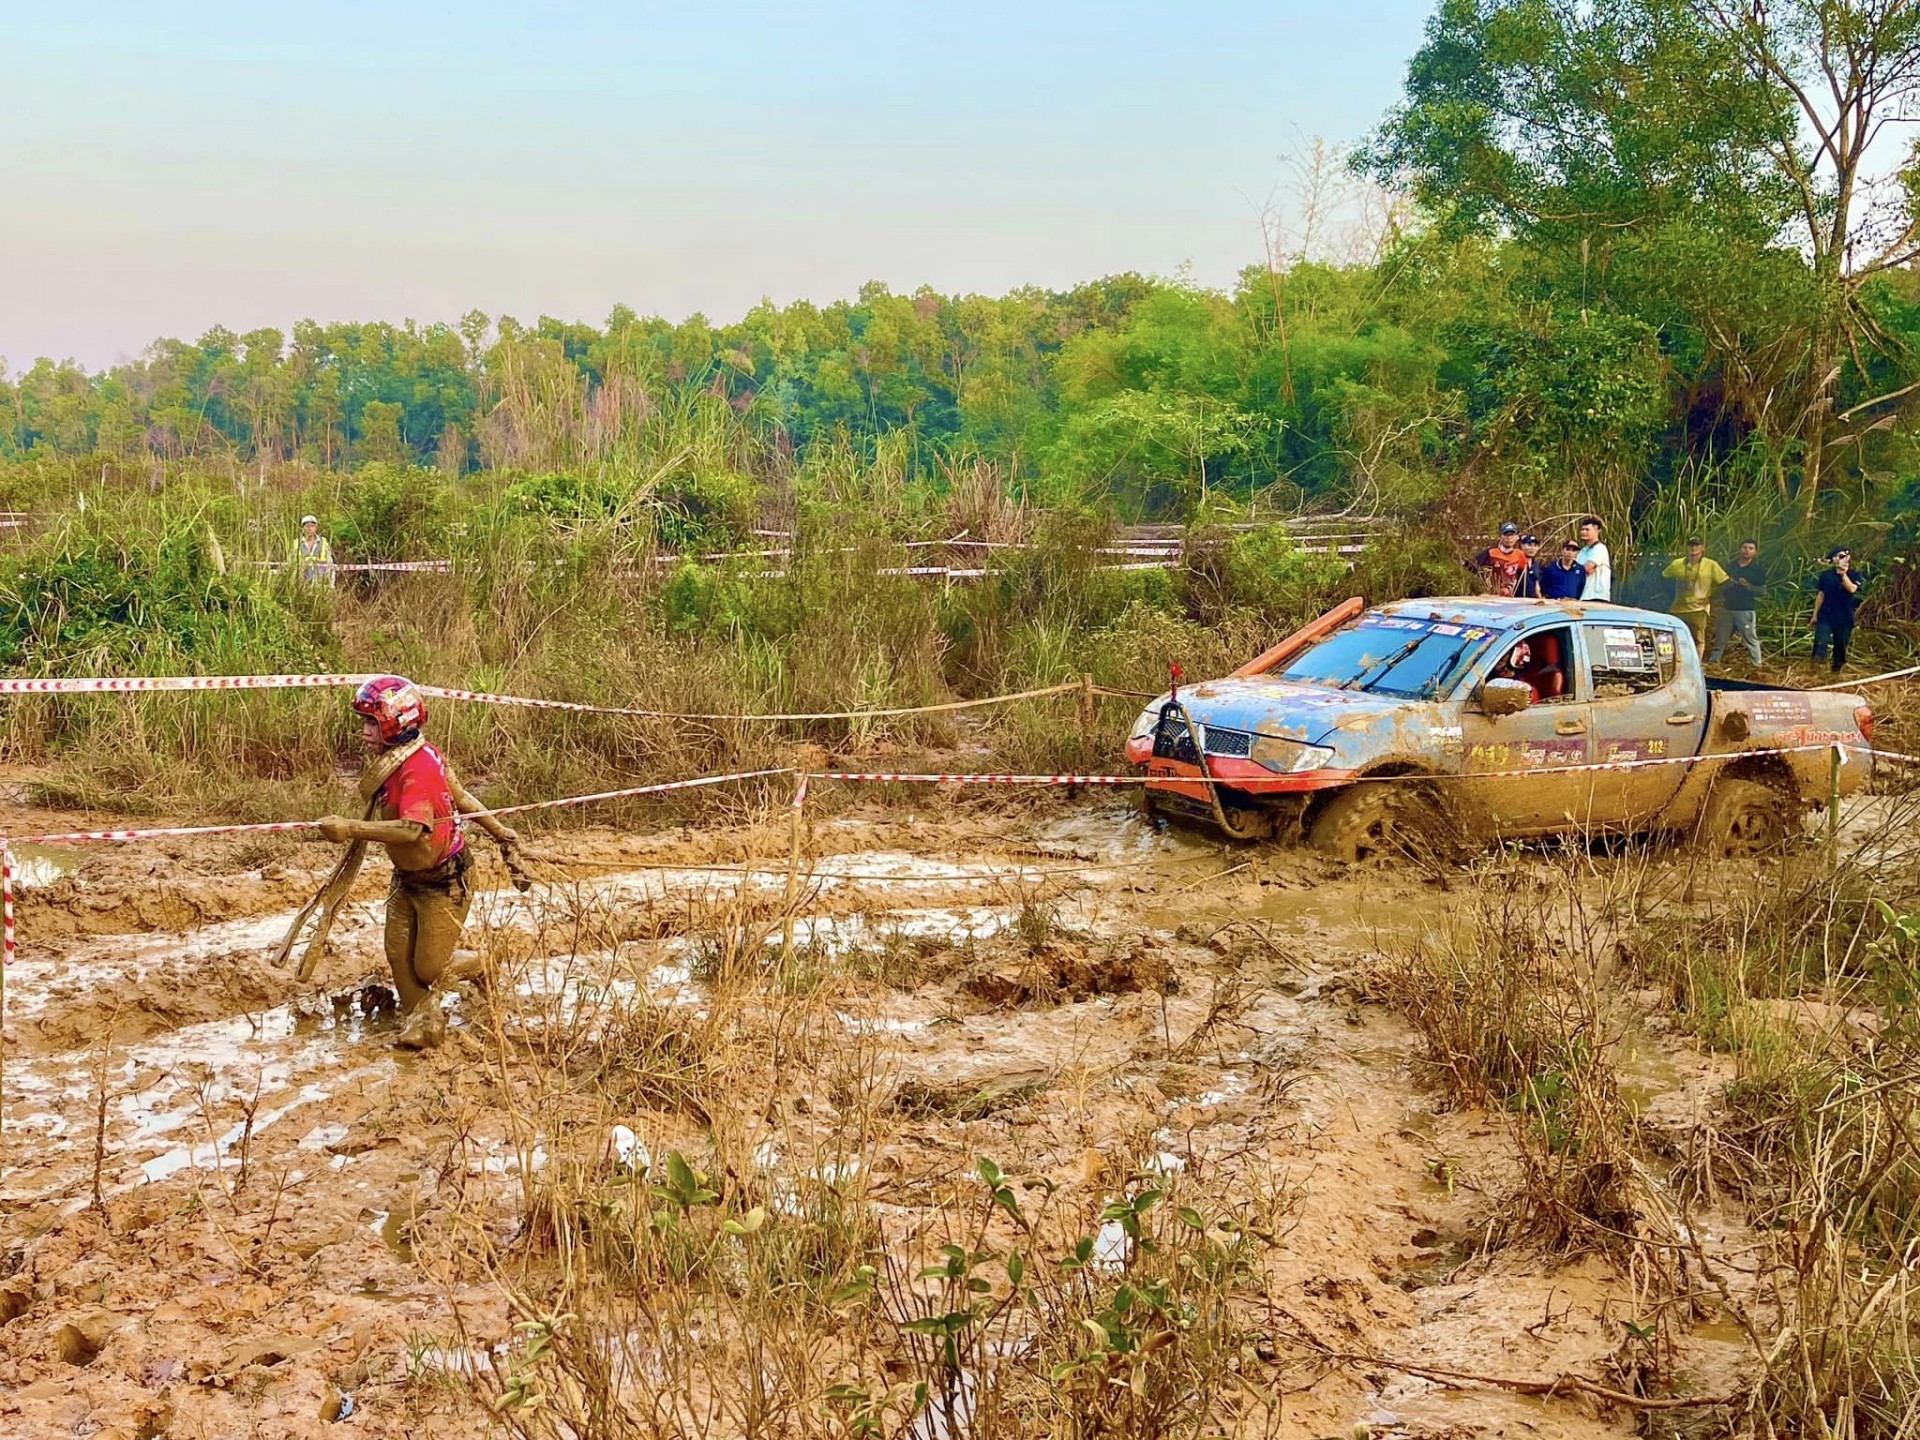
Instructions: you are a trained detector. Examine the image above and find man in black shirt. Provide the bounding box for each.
[1709,539,1766,667]
[1811,547,1863,673]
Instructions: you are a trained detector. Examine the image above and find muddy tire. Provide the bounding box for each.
[1696,777,1792,858]
[1309,783,1429,863]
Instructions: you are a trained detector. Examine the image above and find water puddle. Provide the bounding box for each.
[9,842,83,888]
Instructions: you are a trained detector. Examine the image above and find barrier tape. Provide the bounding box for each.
[0,674,372,696]
[0,672,1082,724]
[809,741,1882,789]
[811,772,1144,786]
[5,768,790,848]
[1814,663,1920,691]
[255,559,456,574]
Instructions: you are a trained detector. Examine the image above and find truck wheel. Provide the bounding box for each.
[1697,778,1791,858]
[1309,784,1419,863]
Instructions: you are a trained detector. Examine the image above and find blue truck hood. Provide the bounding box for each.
[1152,676,1435,747]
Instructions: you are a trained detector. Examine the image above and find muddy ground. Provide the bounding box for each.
[0,783,1842,1439]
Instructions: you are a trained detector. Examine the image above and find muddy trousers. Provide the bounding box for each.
[384,873,471,1013]
[1674,609,1709,651]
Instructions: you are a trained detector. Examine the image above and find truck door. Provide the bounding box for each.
[1458,624,1595,834]
[1578,619,1701,828]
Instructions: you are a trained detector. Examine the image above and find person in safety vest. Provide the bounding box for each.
[293,515,334,585]
[310,676,529,1048]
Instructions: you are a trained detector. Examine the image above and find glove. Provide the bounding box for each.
[316,816,354,844]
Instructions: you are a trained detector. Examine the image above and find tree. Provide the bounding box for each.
[1680,0,1920,515]
[1366,0,1920,518]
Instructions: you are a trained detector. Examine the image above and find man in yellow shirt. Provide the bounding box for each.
[1662,537,1728,653]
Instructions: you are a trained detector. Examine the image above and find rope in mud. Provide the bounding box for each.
[5,743,1907,853]
[516,855,1204,882]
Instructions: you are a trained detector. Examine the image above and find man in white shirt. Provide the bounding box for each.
[1575,515,1612,601]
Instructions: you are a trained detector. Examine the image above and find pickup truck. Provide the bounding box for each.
[1123,596,1874,858]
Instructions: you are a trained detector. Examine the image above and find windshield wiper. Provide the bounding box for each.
[1341,634,1428,691]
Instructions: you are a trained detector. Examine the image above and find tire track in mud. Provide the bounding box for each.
[0,804,1754,1438]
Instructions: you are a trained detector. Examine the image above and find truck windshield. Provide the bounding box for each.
[1276,616,1498,699]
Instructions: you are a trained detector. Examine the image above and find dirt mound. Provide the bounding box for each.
[962,936,1176,1005]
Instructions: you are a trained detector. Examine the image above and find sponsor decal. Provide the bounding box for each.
[1600,738,1670,763]
[1747,694,1815,729]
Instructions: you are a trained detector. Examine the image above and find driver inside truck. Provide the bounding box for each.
[1489,641,1539,700]
[1489,632,1572,703]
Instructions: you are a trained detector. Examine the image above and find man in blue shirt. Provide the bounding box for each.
[1537,539,1587,600]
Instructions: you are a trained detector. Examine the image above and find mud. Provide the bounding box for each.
[0,792,1783,1437]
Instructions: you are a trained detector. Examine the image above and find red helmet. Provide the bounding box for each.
[351,675,427,746]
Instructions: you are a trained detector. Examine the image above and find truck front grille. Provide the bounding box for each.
[1151,709,1252,763]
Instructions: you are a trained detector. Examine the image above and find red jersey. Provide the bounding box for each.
[1474,544,1530,597]
[377,743,465,873]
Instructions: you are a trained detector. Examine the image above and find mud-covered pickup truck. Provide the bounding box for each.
[1124,596,1875,858]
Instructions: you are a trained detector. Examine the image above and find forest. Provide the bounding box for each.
[8,1,1920,588]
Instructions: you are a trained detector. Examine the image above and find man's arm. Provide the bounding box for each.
[1812,587,1825,624]
[1662,558,1685,579]
[314,816,426,845]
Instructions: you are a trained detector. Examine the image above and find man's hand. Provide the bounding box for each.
[316,815,354,843]
[495,825,520,848]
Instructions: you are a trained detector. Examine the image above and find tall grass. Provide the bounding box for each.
[0,460,1351,817]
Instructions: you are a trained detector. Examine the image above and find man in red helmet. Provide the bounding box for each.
[309,675,528,1048]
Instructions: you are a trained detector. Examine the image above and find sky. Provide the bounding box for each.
[0,0,1434,370]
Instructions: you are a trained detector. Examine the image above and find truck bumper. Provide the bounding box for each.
[1140,754,1357,808]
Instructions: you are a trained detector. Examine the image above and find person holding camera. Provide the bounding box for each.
[1810,547,1863,673]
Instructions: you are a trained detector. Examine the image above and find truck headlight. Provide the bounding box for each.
[1250,734,1334,773]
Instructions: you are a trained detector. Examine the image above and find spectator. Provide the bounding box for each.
[1811,547,1863,673]
[1661,537,1727,652]
[1515,534,1545,597]
[1469,522,1530,596]
[1539,539,1586,600]
[1709,539,1766,667]
[293,515,334,586]
[1575,516,1612,601]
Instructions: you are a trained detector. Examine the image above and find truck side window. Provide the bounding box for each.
[1586,624,1677,698]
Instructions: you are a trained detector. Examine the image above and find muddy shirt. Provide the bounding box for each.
[375,743,465,875]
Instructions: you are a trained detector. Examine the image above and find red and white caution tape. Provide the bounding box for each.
[4,768,791,848]
[811,772,1146,786]
[0,671,1080,723]
[2,840,12,966]
[255,559,456,574]
[0,673,372,696]
[16,818,325,846]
